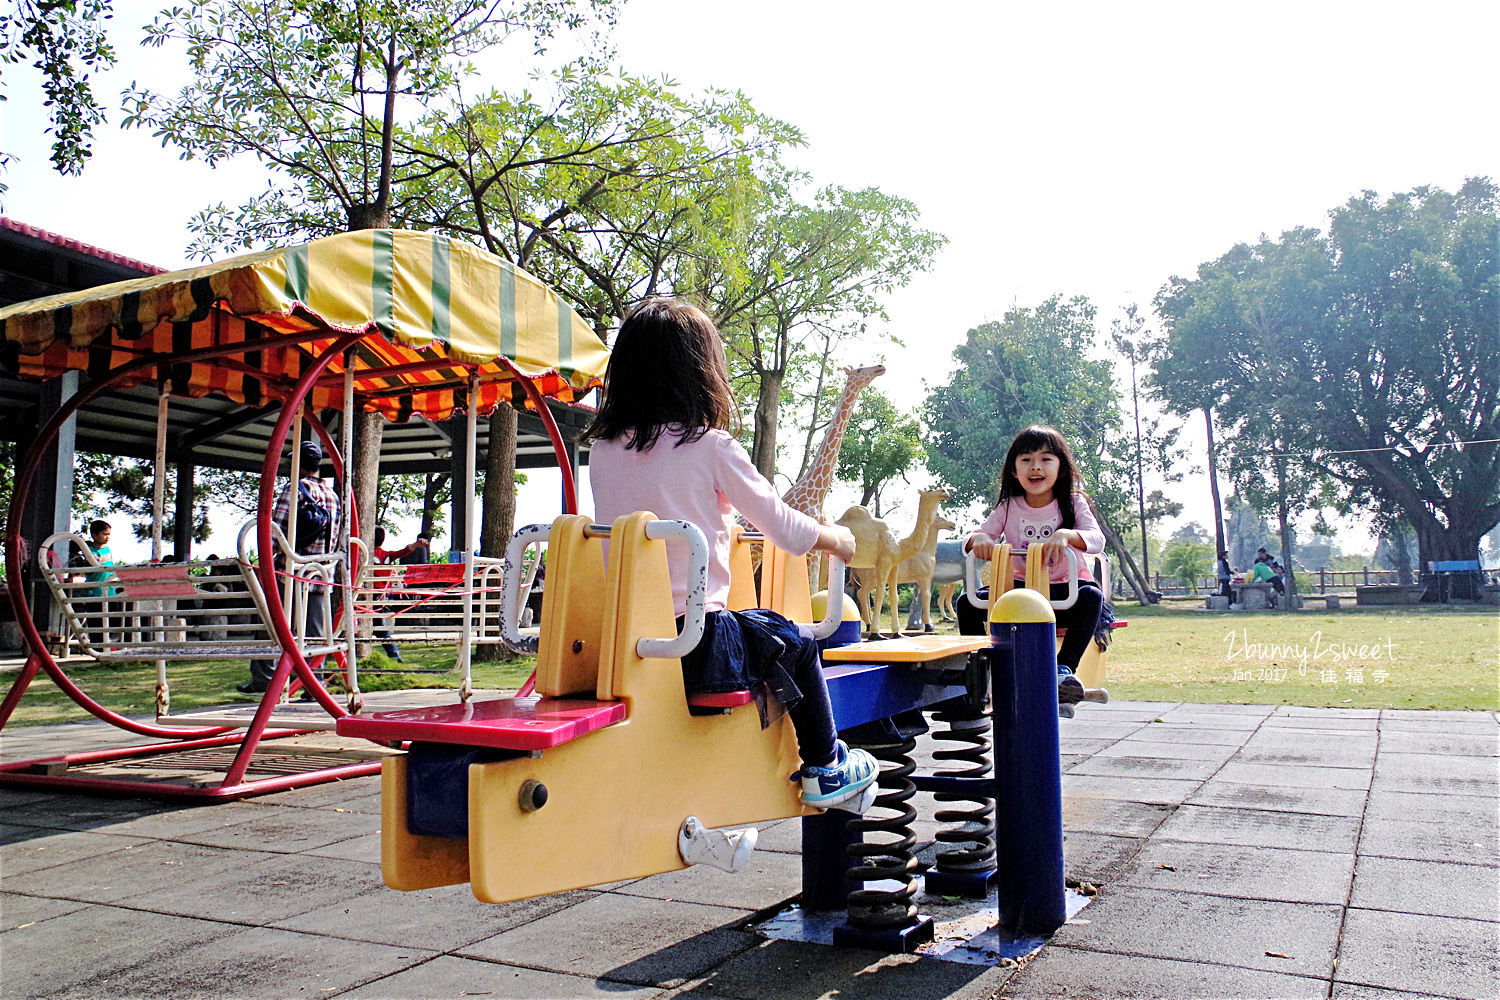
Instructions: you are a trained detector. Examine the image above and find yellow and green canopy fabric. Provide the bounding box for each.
[0,229,609,421]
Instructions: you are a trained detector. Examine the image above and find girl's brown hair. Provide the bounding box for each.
[582,298,736,451]
[997,425,1087,529]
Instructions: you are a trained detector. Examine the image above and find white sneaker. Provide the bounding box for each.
[678,816,757,873]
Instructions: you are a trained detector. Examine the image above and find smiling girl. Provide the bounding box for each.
[958,425,1108,715]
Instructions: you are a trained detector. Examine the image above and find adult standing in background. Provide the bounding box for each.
[238,439,341,695]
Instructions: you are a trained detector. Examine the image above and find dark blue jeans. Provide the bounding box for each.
[956,581,1105,673]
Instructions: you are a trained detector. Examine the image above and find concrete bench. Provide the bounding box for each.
[1230,581,1275,610]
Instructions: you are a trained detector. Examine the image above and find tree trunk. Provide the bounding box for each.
[1275,457,1297,597]
[474,406,519,663]
[1203,408,1227,558]
[1093,505,1153,604]
[750,368,784,481]
[1413,517,1488,601]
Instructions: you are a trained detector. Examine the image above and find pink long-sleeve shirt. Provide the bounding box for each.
[589,427,822,615]
[966,495,1105,584]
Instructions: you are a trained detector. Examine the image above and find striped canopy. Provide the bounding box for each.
[0,229,609,421]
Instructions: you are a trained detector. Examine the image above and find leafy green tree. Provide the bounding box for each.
[695,178,945,479]
[834,389,923,515]
[1159,540,1212,594]
[70,454,259,548]
[0,0,117,200]
[1153,180,1499,587]
[922,295,1157,600]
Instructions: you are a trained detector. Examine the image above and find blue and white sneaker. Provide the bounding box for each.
[1058,668,1084,719]
[792,740,879,810]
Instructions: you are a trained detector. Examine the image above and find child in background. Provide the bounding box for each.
[584,298,877,812]
[956,425,1108,717]
[74,519,116,649]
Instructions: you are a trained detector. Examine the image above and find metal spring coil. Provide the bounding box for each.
[844,735,921,929]
[930,710,997,873]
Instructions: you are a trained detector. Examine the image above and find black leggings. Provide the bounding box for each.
[956,581,1105,672]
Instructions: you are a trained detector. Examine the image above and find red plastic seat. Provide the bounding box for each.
[336,696,626,751]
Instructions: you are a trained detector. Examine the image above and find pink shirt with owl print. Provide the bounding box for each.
[970,495,1106,584]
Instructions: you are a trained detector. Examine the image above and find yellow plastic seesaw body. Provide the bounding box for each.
[982,543,1110,689]
[380,512,809,905]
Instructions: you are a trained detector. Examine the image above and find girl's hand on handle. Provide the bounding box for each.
[816,523,857,565]
[1041,529,1082,565]
[966,532,995,561]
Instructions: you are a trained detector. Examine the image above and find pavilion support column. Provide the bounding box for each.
[449,412,467,562]
[20,372,79,637]
[174,459,195,560]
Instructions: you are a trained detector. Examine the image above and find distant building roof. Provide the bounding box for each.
[1,216,167,284]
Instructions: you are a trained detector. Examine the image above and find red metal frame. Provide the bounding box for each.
[1,314,582,799]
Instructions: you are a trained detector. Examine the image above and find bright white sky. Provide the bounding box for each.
[4,0,1496,560]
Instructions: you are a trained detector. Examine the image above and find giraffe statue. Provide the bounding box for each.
[782,364,886,516]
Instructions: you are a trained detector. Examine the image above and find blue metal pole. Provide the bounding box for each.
[989,588,1066,936]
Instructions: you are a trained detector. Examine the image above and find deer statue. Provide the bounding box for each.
[895,514,955,633]
[838,487,950,636]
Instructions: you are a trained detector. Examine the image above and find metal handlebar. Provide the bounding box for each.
[963,544,1082,611]
[501,523,551,654]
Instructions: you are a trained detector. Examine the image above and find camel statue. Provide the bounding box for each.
[895,514,955,632]
[838,487,949,636]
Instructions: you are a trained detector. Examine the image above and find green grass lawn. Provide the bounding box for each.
[1105,600,1499,710]
[2,602,1494,727]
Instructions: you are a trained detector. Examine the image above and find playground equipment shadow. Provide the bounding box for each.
[2,698,1496,1000]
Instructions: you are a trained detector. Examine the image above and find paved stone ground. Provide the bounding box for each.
[2,701,1496,1000]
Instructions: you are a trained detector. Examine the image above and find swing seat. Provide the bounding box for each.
[335,695,627,751]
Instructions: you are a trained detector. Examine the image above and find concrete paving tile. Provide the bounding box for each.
[0,827,149,876]
[1335,908,1500,999]
[1056,720,1152,740]
[1359,814,1499,862]
[1188,780,1368,817]
[1062,831,1146,884]
[1057,737,1118,755]
[1117,840,1355,904]
[112,850,384,924]
[1049,885,1342,977]
[1062,796,1173,838]
[1349,857,1500,922]
[257,773,382,809]
[81,923,440,1000]
[303,829,382,864]
[0,890,87,930]
[0,793,158,832]
[1154,804,1361,853]
[1095,740,1241,763]
[1061,772,1202,806]
[274,882,594,949]
[1149,710,1269,730]
[1331,983,1466,1000]
[341,954,664,999]
[999,942,1328,999]
[1379,718,1498,736]
[1244,728,1378,748]
[1378,729,1499,757]
[10,838,249,903]
[1233,744,1378,769]
[1264,716,1379,731]
[1167,703,1276,716]
[172,798,382,852]
[78,798,300,839]
[1279,706,1381,718]
[459,892,758,988]
[1364,788,1498,829]
[1060,753,1091,771]
[676,936,1004,1000]
[0,788,54,810]
[1372,752,1499,797]
[749,817,802,854]
[1214,761,1372,790]
[613,849,801,911]
[1120,725,1255,747]
[1381,709,1497,725]
[0,903,236,998]
[1066,754,1222,781]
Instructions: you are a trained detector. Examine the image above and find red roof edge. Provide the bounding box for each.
[1,216,169,275]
